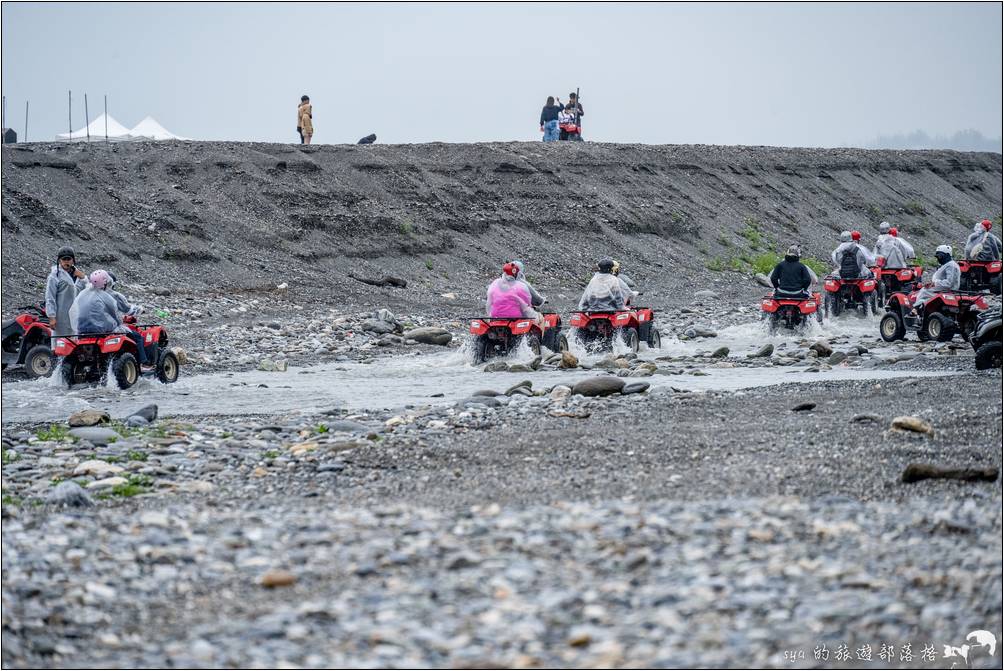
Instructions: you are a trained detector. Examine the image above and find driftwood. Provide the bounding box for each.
[348,273,407,288]
[901,463,999,484]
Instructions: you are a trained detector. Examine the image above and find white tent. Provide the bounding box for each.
[56,113,132,142]
[129,116,187,141]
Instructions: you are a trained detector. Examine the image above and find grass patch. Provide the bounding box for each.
[740,217,763,249]
[717,232,733,248]
[424,259,434,270]
[95,474,153,500]
[804,258,830,277]
[2,493,22,507]
[398,220,415,235]
[867,204,883,221]
[698,245,710,257]
[316,424,329,434]
[705,257,728,272]
[903,201,926,216]
[263,450,280,460]
[36,424,72,442]
[124,450,148,462]
[749,252,780,276]
[2,450,19,465]
[914,254,933,268]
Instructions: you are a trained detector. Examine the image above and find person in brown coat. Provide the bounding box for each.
[297,95,313,144]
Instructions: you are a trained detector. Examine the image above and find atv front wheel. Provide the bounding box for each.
[525,334,542,357]
[156,351,180,384]
[111,353,140,389]
[558,334,569,352]
[924,311,955,342]
[975,341,1003,370]
[880,312,906,342]
[24,344,55,378]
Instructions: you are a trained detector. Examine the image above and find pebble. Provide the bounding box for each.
[258,569,297,588]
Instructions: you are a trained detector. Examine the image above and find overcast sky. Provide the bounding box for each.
[2,2,1001,147]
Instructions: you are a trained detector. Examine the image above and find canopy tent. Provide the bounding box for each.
[129,116,187,141]
[56,113,132,142]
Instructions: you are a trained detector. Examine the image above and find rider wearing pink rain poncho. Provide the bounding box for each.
[486,262,537,319]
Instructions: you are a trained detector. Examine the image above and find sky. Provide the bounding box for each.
[1,2,1001,147]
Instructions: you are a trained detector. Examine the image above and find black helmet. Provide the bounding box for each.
[598,258,614,273]
[56,246,75,261]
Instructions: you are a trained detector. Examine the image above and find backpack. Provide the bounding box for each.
[975,233,996,261]
[839,249,860,279]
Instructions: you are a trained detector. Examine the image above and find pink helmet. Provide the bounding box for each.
[89,269,112,290]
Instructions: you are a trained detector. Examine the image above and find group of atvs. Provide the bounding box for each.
[470,307,661,362]
[2,307,180,389]
[760,256,1002,369]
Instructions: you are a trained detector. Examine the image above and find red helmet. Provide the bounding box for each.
[502,262,519,278]
[982,219,993,231]
[889,227,898,237]
[851,230,861,241]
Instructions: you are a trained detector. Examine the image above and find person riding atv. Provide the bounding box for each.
[909,245,960,318]
[45,246,87,338]
[611,260,639,306]
[579,259,628,312]
[874,222,914,268]
[486,262,538,321]
[70,269,153,370]
[512,260,546,308]
[831,231,874,279]
[770,245,813,297]
[965,219,1002,261]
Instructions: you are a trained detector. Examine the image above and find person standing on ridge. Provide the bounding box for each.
[539,96,563,142]
[559,92,584,141]
[297,95,313,145]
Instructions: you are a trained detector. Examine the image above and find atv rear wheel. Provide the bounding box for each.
[880,312,906,342]
[991,275,1002,296]
[558,334,569,352]
[647,328,661,350]
[622,328,639,353]
[25,344,55,378]
[924,311,955,342]
[975,341,1003,370]
[156,351,180,384]
[473,336,490,364]
[525,334,542,357]
[111,353,140,389]
[824,293,841,318]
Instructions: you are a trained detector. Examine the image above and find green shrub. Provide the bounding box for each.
[36,425,71,442]
[750,252,780,276]
[705,257,727,272]
[803,258,830,277]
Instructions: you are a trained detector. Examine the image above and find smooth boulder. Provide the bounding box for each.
[68,409,110,428]
[572,377,626,397]
[67,427,122,446]
[403,327,452,346]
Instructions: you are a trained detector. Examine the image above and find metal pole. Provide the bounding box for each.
[2,95,6,134]
[104,95,108,142]
[84,94,90,143]
[24,100,28,142]
[68,90,72,137]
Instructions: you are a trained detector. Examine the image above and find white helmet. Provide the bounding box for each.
[878,221,891,234]
[935,244,953,256]
[839,231,852,242]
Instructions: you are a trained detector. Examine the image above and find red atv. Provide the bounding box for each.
[958,259,1002,295]
[2,305,55,378]
[760,292,823,333]
[870,259,924,304]
[469,313,563,363]
[53,316,181,389]
[822,275,880,317]
[568,308,660,352]
[879,289,989,343]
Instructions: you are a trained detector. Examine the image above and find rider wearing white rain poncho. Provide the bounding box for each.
[69,270,151,366]
[578,259,628,312]
[912,245,960,312]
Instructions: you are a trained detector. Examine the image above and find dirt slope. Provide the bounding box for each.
[2,141,1001,311]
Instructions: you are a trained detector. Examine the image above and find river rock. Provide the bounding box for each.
[694,289,718,299]
[529,355,542,371]
[828,351,848,365]
[559,351,579,369]
[809,340,833,357]
[505,380,532,395]
[44,481,92,507]
[791,402,817,412]
[86,476,128,490]
[684,327,718,338]
[549,385,572,400]
[324,420,370,433]
[73,459,125,477]
[711,346,730,358]
[403,327,452,346]
[129,404,159,422]
[891,416,934,435]
[125,416,148,428]
[361,319,395,335]
[170,347,189,365]
[471,389,500,397]
[68,410,110,427]
[507,364,533,373]
[258,569,297,588]
[622,382,651,395]
[572,377,626,397]
[750,343,774,358]
[68,428,122,446]
[754,273,773,288]
[483,361,508,372]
